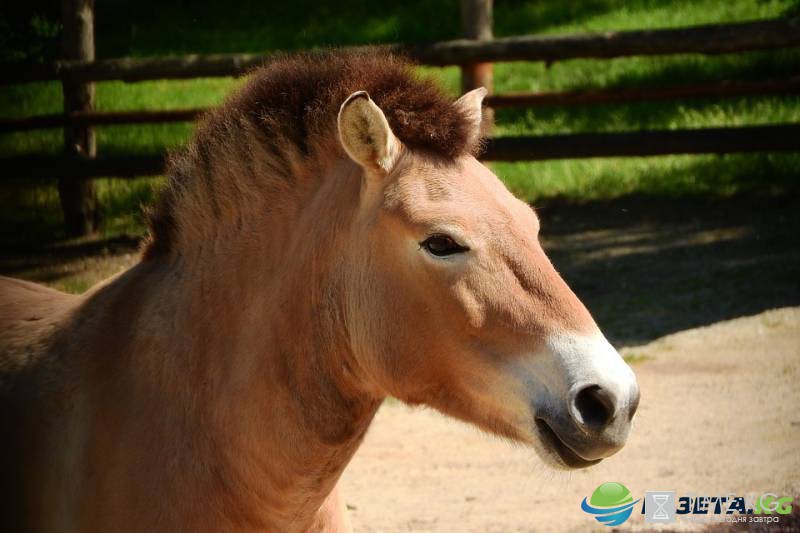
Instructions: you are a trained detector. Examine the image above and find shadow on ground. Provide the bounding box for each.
[538,193,800,346]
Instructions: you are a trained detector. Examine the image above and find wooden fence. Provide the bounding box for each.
[2,0,799,235]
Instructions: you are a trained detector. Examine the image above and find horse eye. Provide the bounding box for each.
[420,234,470,257]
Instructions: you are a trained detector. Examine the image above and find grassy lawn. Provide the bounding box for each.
[1,0,799,241]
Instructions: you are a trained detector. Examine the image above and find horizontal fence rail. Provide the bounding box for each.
[3,17,799,85]
[3,77,799,133]
[483,124,800,161]
[410,17,800,65]
[4,124,799,179]
[2,154,166,179]
[486,77,800,108]
[0,109,206,132]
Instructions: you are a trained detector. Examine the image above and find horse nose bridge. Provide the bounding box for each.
[505,244,596,333]
[506,241,563,295]
[546,331,635,382]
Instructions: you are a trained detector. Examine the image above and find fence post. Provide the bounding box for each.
[460,0,494,115]
[59,0,100,237]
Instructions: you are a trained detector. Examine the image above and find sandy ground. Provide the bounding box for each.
[339,307,800,532]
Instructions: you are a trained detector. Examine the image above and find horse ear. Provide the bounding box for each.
[454,87,488,146]
[337,91,401,173]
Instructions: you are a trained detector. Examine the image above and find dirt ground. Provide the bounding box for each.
[339,307,800,531]
[2,194,798,531]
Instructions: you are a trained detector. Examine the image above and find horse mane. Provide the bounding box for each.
[143,50,481,259]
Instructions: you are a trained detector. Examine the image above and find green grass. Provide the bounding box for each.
[497,152,800,200]
[621,351,651,365]
[1,0,799,240]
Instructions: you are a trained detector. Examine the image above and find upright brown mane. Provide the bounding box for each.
[144,50,479,258]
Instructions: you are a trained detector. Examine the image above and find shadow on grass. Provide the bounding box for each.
[493,0,622,36]
[0,177,158,246]
[9,0,798,62]
[95,0,659,58]
[96,0,463,57]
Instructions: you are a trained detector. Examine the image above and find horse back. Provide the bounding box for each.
[0,275,76,374]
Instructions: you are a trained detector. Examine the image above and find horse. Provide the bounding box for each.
[0,51,639,532]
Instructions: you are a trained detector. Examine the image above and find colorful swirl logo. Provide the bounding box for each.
[581,482,640,526]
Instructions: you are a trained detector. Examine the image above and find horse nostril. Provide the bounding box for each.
[573,384,616,430]
[628,386,641,421]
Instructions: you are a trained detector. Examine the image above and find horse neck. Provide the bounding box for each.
[84,157,382,529]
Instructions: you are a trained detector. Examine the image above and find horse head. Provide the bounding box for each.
[337,88,639,468]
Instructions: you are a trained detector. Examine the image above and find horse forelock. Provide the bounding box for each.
[143,50,482,259]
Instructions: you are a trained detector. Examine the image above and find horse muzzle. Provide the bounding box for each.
[535,380,640,468]
[522,333,640,468]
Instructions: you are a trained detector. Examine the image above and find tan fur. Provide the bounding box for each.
[0,51,634,532]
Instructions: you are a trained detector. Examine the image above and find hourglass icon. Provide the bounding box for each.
[645,491,676,523]
[653,494,670,519]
